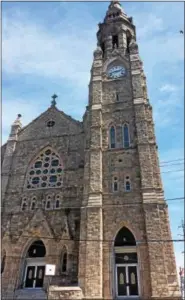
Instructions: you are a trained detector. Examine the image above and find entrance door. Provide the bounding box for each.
[128,265,138,296]
[25,265,45,288]
[117,266,127,296]
[35,266,45,288]
[116,265,139,297]
[25,266,35,288]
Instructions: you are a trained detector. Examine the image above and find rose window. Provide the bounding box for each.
[26,147,63,189]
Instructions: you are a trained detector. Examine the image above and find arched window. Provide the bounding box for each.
[113,176,118,192]
[55,199,60,209]
[45,195,52,210]
[114,227,136,247]
[60,247,67,273]
[114,227,139,297]
[25,147,63,190]
[125,176,131,192]
[46,200,51,210]
[24,240,46,289]
[30,201,36,210]
[55,195,60,209]
[123,124,130,148]
[109,126,116,149]
[30,196,37,210]
[22,202,27,211]
[21,197,27,211]
[27,240,46,258]
[1,250,6,274]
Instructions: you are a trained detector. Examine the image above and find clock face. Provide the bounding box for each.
[107,66,126,79]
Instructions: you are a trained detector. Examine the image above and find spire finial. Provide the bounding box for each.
[51,94,58,107]
[13,114,22,125]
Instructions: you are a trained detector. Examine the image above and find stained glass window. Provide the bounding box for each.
[123,124,130,148]
[110,126,116,148]
[113,177,118,192]
[125,176,131,192]
[26,147,63,190]
[119,273,124,285]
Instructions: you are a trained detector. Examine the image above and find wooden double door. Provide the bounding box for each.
[25,265,45,288]
[116,264,139,297]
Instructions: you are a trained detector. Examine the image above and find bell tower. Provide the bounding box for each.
[79,1,180,299]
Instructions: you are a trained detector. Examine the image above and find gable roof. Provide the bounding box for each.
[17,105,82,138]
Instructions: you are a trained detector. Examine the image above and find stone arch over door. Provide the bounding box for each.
[112,226,140,298]
[21,240,46,289]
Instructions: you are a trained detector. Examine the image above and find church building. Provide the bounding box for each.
[1,1,180,299]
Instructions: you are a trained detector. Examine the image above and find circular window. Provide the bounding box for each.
[26,147,63,190]
[44,163,49,168]
[47,121,55,127]
[32,177,40,184]
[35,161,42,168]
[51,159,59,167]
[45,149,51,155]
[50,176,57,183]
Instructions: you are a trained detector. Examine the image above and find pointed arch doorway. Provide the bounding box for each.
[114,227,139,297]
[23,240,46,289]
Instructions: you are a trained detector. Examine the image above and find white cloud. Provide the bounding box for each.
[2,9,96,88]
[136,14,164,38]
[160,84,178,92]
[153,92,182,127]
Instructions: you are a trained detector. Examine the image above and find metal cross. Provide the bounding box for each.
[51,94,58,107]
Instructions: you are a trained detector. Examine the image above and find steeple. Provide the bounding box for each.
[105,0,126,21]
[8,114,22,141]
[97,1,136,59]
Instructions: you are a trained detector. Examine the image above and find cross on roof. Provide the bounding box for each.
[51,94,58,107]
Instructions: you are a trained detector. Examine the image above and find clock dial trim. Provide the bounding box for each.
[107,65,126,79]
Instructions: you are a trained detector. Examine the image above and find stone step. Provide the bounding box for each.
[14,288,47,300]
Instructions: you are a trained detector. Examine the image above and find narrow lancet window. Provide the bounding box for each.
[110,126,116,149]
[123,124,130,148]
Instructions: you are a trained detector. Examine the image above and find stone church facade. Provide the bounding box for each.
[1,1,180,300]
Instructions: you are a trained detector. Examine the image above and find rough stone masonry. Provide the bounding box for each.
[1,1,181,300]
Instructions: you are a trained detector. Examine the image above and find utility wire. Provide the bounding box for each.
[1,197,184,216]
[159,158,184,164]
[1,197,184,215]
[160,162,184,167]
[3,233,185,243]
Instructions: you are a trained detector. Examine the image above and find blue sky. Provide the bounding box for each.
[2,1,184,273]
